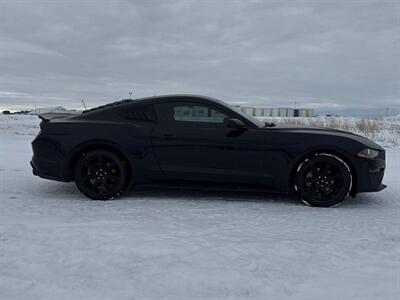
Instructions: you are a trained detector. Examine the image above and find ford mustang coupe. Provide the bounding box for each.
[31,95,386,207]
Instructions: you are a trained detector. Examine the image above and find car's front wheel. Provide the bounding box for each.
[74,149,129,200]
[295,153,352,207]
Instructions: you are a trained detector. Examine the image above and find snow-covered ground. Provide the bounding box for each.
[0,115,399,299]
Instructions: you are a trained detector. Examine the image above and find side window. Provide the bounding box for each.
[154,101,228,126]
[173,105,227,123]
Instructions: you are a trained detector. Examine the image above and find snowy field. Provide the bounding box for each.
[1,115,399,299]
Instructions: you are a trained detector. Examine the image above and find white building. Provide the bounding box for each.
[236,106,314,117]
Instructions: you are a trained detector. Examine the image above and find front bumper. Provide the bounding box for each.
[356,151,386,193]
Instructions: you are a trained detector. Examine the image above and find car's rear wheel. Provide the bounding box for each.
[74,149,129,200]
[295,153,352,207]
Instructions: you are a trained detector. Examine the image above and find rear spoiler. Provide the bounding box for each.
[38,113,77,122]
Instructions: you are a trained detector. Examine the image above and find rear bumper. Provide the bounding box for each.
[30,159,68,182]
[31,137,71,182]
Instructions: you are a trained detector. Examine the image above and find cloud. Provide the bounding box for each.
[0,0,399,115]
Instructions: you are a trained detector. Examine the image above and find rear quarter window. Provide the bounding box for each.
[119,104,156,122]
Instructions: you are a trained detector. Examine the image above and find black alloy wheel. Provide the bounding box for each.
[74,149,129,200]
[295,153,352,207]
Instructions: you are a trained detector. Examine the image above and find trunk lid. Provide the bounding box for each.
[38,112,76,122]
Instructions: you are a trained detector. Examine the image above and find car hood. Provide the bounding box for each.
[268,124,384,151]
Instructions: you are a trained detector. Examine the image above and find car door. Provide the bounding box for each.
[150,100,267,185]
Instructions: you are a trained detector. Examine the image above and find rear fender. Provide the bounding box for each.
[66,140,133,180]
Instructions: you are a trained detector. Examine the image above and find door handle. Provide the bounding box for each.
[218,146,234,150]
[162,133,176,141]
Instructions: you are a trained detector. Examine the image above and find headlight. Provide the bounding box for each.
[357,148,379,159]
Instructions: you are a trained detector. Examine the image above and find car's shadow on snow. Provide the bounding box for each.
[124,186,301,205]
[41,182,381,208]
[124,187,380,208]
[43,182,301,205]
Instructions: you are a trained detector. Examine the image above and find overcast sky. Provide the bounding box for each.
[0,0,399,115]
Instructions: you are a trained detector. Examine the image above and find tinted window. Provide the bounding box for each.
[155,102,229,126]
[173,105,227,123]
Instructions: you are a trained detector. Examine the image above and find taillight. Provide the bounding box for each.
[35,129,41,139]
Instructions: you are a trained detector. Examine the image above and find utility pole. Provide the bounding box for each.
[294,101,297,109]
[129,91,133,100]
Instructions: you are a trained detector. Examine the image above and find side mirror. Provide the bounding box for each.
[225,118,247,130]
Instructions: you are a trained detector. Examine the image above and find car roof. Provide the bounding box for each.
[133,94,225,105]
[81,94,228,116]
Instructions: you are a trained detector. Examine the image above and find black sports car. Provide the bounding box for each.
[31,95,386,207]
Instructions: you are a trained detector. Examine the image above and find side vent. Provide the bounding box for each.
[124,105,156,122]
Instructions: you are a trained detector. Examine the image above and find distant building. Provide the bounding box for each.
[236,106,314,117]
[2,110,11,115]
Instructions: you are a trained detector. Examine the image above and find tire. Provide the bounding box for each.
[295,153,352,207]
[74,149,129,200]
